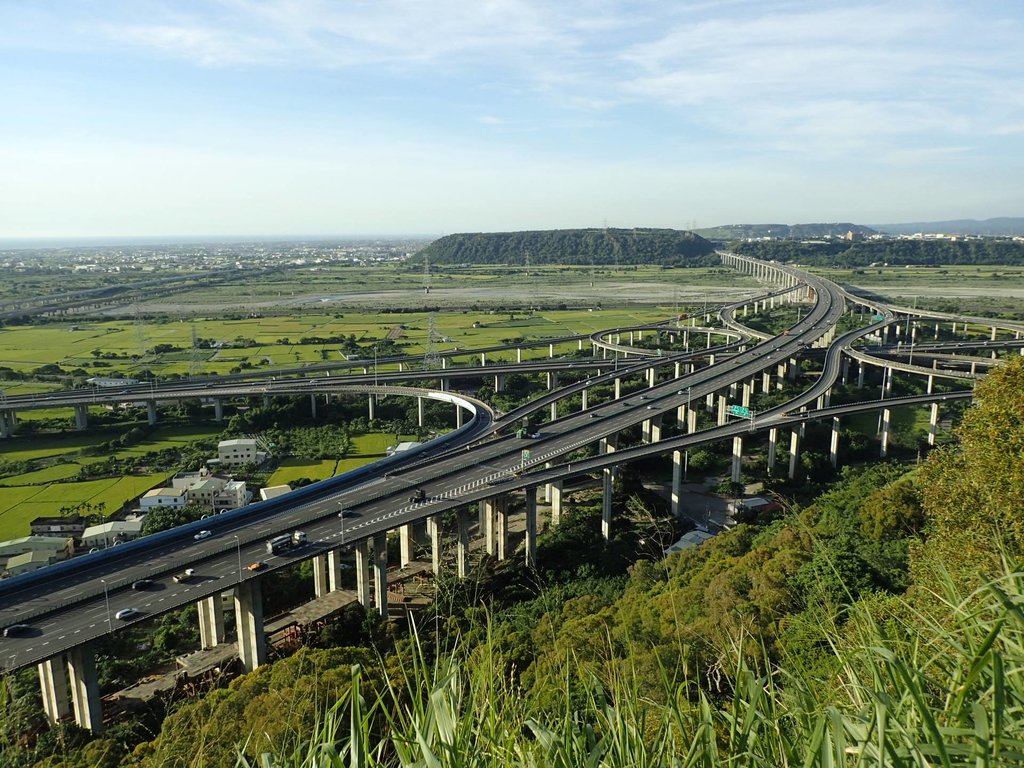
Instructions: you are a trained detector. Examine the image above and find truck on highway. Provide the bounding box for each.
[266,530,308,555]
[172,568,196,583]
[409,488,427,504]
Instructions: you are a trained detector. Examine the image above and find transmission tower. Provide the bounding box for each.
[132,294,147,357]
[423,312,443,369]
[189,321,201,379]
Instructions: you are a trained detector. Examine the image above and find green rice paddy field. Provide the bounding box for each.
[0,307,670,378]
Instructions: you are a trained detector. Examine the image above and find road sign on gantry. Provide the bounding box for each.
[728,405,751,418]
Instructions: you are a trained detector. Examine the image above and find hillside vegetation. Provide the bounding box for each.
[415,228,716,266]
[733,237,1024,266]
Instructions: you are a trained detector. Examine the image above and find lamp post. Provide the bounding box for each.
[233,535,242,582]
[100,579,111,630]
[373,345,378,387]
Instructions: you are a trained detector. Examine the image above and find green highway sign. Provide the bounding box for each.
[521,450,531,460]
[728,405,752,418]
[872,314,884,321]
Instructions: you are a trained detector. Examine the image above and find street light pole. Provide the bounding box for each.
[373,345,378,387]
[100,579,111,630]
[233,535,242,582]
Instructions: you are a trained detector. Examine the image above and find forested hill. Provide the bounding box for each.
[414,228,717,266]
[733,237,1024,266]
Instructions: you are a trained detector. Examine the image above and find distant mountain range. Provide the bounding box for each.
[870,218,1024,237]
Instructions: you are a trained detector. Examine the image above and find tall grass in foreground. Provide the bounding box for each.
[239,562,1024,767]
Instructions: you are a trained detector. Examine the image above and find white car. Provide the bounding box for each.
[193,530,212,541]
[115,608,139,621]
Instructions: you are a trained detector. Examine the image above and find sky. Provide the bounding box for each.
[0,0,1022,239]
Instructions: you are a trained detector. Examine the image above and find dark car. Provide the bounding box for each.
[3,624,32,637]
[337,509,359,518]
[132,579,154,590]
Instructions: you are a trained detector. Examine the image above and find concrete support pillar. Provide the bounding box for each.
[581,388,589,411]
[456,508,471,578]
[776,363,786,390]
[717,394,728,426]
[992,325,998,341]
[742,382,751,409]
[493,374,505,392]
[417,397,425,427]
[373,532,388,615]
[313,554,330,597]
[928,402,939,446]
[480,352,486,366]
[762,370,772,391]
[516,347,522,363]
[830,416,841,468]
[650,415,662,443]
[214,398,224,422]
[614,377,621,399]
[147,400,158,425]
[495,496,509,561]
[233,578,267,673]
[198,594,226,649]
[550,401,558,422]
[524,486,538,568]
[647,367,656,388]
[857,362,865,388]
[546,371,556,390]
[884,366,893,396]
[455,405,463,428]
[549,480,564,525]
[368,393,376,420]
[427,516,442,575]
[602,467,614,542]
[327,549,344,592]
[309,393,318,420]
[355,540,371,608]
[66,645,103,733]
[671,450,684,517]
[767,427,778,474]
[731,436,743,483]
[788,429,801,480]
[480,499,495,555]
[0,411,10,439]
[549,342,555,358]
[400,524,413,567]
[841,357,850,385]
[39,656,71,725]
[927,374,934,395]
[74,404,88,431]
[880,408,891,457]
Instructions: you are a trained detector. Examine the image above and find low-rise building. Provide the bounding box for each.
[80,520,144,550]
[185,477,251,512]
[259,484,292,501]
[30,514,88,539]
[140,487,188,511]
[5,550,61,576]
[386,441,422,456]
[217,438,261,465]
[663,529,716,556]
